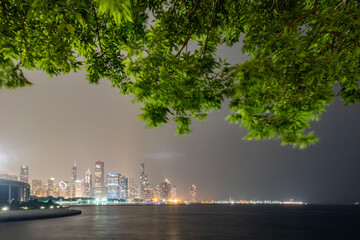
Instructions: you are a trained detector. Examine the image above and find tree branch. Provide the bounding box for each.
[335,0,348,9]
[91,3,104,54]
[201,0,217,58]
[133,0,142,40]
[169,0,201,43]
[279,0,318,36]
[175,24,199,57]
[171,0,179,12]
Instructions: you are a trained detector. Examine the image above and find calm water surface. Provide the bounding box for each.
[0,205,359,239]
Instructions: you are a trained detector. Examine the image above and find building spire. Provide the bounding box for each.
[74,160,77,168]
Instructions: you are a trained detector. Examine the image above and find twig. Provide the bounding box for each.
[169,0,201,43]
[91,3,104,54]
[133,0,142,40]
[335,0,348,9]
[201,0,217,58]
[279,0,318,36]
[171,0,179,12]
[175,24,199,57]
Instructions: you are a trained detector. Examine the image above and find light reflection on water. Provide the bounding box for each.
[0,205,359,239]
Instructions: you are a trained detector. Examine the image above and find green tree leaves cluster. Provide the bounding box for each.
[1,0,359,148]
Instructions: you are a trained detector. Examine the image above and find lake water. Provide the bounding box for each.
[0,204,359,239]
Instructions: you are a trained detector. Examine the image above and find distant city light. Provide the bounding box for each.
[8,161,308,206]
[1,206,9,211]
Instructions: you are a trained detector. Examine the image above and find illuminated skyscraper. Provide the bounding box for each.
[140,163,150,199]
[71,161,77,198]
[47,178,57,197]
[190,184,197,202]
[94,160,105,198]
[154,183,161,199]
[142,187,154,201]
[119,176,128,200]
[128,178,136,199]
[19,165,28,183]
[160,179,171,201]
[84,169,93,197]
[170,186,177,200]
[42,182,47,197]
[107,173,120,199]
[75,180,84,197]
[31,180,43,197]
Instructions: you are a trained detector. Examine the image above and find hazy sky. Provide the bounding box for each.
[1,46,360,203]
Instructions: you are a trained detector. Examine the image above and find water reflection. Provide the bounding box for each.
[0,205,359,239]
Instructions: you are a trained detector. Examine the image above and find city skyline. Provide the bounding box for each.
[1,71,360,203]
[2,161,195,201]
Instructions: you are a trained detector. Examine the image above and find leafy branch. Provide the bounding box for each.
[201,0,217,58]
[279,0,318,35]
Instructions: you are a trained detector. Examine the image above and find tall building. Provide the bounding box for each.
[94,160,105,198]
[140,163,150,199]
[170,186,177,200]
[42,182,48,197]
[160,179,171,201]
[128,178,136,199]
[84,169,93,197]
[19,165,28,183]
[31,180,43,197]
[47,178,58,197]
[119,176,128,200]
[190,184,197,202]
[71,161,77,198]
[75,180,84,198]
[143,187,154,201]
[107,173,120,199]
[154,183,161,200]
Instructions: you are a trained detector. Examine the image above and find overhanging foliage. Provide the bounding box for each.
[1,0,359,148]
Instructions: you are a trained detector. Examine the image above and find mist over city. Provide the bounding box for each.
[1,1,360,238]
[1,71,360,203]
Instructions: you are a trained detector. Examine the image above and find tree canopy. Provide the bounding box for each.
[1,0,359,148]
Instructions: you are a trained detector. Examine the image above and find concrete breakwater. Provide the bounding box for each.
[0,208,81,222]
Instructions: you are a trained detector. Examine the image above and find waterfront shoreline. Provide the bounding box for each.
[0,208,81,222]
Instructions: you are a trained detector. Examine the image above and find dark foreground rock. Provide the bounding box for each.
[0,208,81,222]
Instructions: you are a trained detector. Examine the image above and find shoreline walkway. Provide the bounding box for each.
[0,208,81,222]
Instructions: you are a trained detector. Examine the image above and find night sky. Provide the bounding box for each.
[1,45,360,203]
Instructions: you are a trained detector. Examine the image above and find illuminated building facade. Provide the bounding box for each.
[119,176,128,200]
[47,178,58,197]
[160,179,171,201]
[128,178,136,199]
[31,179,43,197]
[75,180,84,198]
[154,183,161,199]
[94,160,105,198]
[142,187,154,201]
[190,184,197,202]
[71,161,77,198]
[19,165,28,183]
[140,163,150,200]
[84,169,93,197]
[170,186,176,200]
[107,173,120,199]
